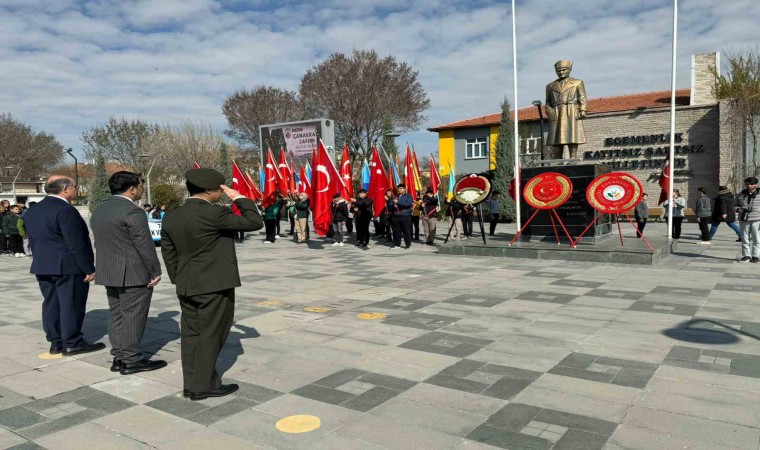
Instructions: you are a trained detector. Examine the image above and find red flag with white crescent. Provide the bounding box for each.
[658,155,671,204]
[311,139,342,236]
[404,146,417,201]
[369,146,390,218]
[262,149,279,208]
[231,160,251,216]
[340,143,354,199]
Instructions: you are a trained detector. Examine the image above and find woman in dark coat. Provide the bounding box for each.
[709,186,741,241]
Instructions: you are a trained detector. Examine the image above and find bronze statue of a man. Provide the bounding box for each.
[544,60,587,160]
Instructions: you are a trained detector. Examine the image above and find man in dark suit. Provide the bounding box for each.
[91,172,167,375]
[24,176,105,356]
[161,168,263,401]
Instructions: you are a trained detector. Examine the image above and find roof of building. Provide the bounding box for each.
[428,89,693,132]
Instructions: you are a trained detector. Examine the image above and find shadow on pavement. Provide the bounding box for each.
[218,323,260,376]
[662,318,760,344]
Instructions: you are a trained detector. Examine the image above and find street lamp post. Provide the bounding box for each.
[65,148,78,203]
[4,166,22,204]
[139,154,157,205]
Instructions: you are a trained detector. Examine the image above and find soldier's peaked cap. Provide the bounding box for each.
[185,168,225,189]
[554,60,573,68]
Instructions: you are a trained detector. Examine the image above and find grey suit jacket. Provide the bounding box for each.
[91,196,162,287]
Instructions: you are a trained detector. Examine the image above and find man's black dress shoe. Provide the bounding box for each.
[120,359,167,375]
[188,384,239,401]
[49,345,62,355]
[62,342,106,356]
[110,359,122,372]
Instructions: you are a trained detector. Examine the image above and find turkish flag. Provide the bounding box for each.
[429,154,441,197]
[192,161,201,169]
[231,161,251,216]
[369,146,389,218]
[278,149,291,194]
[340,143,354,199]
[658,155,671,204]
[403,146,417,201]
[311,139,342,236]
[262,149,279,208]
[298,165,310,194]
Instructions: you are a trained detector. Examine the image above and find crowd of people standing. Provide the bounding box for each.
[633,176,760,262]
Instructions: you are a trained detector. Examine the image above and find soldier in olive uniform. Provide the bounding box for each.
[160,169,263,400]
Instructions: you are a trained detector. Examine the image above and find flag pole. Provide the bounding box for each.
[511,0,522,233]
[667,0,677,240]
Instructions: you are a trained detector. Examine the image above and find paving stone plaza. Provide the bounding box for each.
[1,221,759,449]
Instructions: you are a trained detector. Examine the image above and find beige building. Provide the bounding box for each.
[429,52,750,206]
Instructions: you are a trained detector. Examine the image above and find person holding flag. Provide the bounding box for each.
[421,188,439,245]
[352,189,373,248]
[310,139,344,238]
[388,183,414,249]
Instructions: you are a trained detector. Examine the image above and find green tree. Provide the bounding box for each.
[151,184,182,210]
[0,114,64,177]
[711,46,760,182]
[217,142,232,184]
[492,97,516,220]
[81,117,160,170]
[88,151,110,212]
[380,116,399,158]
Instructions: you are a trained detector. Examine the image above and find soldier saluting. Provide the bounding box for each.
[160,168,263,400]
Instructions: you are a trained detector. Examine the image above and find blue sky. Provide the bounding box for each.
[1,0,758,161]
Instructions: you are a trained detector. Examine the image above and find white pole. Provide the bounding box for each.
[511,0,521,232]
[667,0,677,239]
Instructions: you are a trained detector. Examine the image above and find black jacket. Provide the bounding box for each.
[160,197,263,296]
[295,199,310,218]
[353,197,373,220]
[330,200,350,222]
[711,192,736,223]
[422,196,439,217]
[447,200,462,218]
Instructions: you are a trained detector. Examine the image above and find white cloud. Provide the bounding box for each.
[0,0,758,160]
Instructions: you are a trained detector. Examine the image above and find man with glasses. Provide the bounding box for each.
[24,176,105,356]
[737,177,760,263]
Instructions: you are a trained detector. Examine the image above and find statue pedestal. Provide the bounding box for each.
[519,164,612,243]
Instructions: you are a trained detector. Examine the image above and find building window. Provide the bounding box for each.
[521,135,541,155]
[465,138,488,159]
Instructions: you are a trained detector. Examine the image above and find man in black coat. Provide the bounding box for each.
[352,189,373,248]
[91,172,166,375]
[24,176,105,356]
[161,169,263,400]
[709,185,742,241]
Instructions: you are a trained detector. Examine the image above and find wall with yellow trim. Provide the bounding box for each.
[489,125,499,170]
[437,130,454,176]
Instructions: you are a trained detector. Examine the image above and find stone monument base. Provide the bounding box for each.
[519,164,612,243]
[436,235,675,266]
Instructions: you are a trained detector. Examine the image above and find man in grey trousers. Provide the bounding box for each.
[91,171,167,375]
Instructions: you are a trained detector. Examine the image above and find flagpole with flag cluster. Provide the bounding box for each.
[667,0,678,239]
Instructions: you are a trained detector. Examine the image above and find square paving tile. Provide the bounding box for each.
[382,312,461,331]
[425,359,541,400]
[584,289,647,301]
[513,291,578,304]
[0,387,134,440]
[548,353,658,388]
[398,331,494,358]
[523,271,570,279]
[649,286,710,297]
[367,298,436,311]
[444,294,509,308]
[549,279,605,289]
[663,345,760,378]
[466,403,617,450]
[291,368,417,412]
[627,300,698,316]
